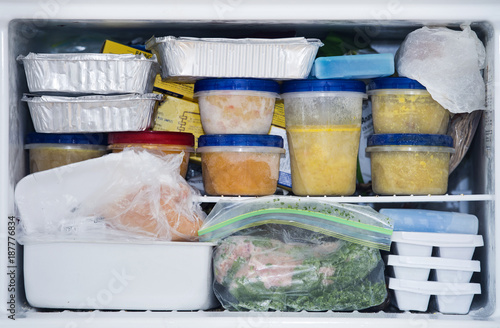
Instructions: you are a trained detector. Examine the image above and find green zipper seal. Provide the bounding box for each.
[198,208,393,236]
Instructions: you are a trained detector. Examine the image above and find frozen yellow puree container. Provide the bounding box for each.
[25,133,108,173]
[366,134,455,195]
[281,79,366,196]
[368,77,450,134]
[194,78,280,135]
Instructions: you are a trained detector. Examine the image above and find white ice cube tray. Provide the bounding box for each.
[388,278,481,314]
[386,255,481,283]
[391,231,484,259]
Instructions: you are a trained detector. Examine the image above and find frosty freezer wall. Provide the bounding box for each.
[0,1,499,328]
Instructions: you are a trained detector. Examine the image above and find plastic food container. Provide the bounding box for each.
[145,36,323,81]
[197,134,285,196]
[391,231,484,260]
[366,134,455,195]
[17,53,158,94]
[23,241,218,310]
[379,208,479,234]
[194,79,280,134]
[386,255,481,283]
[388,278,481,314]
[312,53,395,80]
[23,93,162,133]
[108,131,194,178]
[368,77,450,134]
[281,79,366,196]
[25,133,108,173]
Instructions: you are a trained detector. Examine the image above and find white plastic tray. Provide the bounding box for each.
[391,231,484,259]
[388,278,481,314]
[146,36,323,81]
[18,53,158,94]
[23,93,162,133]
[387,255,481,282]
[24,240,218,310]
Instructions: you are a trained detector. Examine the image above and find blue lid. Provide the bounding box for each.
[194,78,280,94]
[26,133,108,145]
[198,134,284,148]
[368,77,426,90]
[281,79,366,94]
[367,134,453,148]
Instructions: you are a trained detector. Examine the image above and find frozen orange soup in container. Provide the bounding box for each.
[366,134,455,195]
[197,134,285,196]
[25,133,108,173]
[108,131,194,178]
[281,79,366,196]
[368,77,450,134]
[194,78,280,134]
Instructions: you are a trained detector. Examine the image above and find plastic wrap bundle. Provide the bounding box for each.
[396,25,486,114]
[199,196,393,311]
[15,149,205,243]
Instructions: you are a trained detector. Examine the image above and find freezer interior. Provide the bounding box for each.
[3,17,497,326]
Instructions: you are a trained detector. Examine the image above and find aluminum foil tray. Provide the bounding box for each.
[146,36,323,81]
[23,93,163,133]
[18,53,158,94]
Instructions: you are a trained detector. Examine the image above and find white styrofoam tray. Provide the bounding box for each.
[18,53,158,94]
[23,93,162,133]
[391,231,484,259]
[24,240,218,310]
[146,36,323,81]
[386,255,481,282]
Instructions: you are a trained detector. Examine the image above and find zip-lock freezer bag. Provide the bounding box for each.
[198,196,393,311]
[15,148,205,243]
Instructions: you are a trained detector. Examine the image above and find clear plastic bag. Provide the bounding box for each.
[15,149,205,243]
[199,196,393,311]
[396,25,486,114]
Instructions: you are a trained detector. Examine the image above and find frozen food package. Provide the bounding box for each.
[15,149,205,243]
[198,196,393,311]
[395,25,486,114]
[146,36,323,81]
[17,53,159,94]
[23,93,162,133]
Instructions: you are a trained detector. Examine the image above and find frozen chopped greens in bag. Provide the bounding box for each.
[199,196,393,311]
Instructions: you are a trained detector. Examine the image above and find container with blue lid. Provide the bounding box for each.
[367,77,450,135]
[194,78,280,135]
[366,134,455,195]
[197,134,285,196]
[25,133,108,173]
[280,79,366,196]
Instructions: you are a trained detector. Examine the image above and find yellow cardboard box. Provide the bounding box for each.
[101,40,195,101]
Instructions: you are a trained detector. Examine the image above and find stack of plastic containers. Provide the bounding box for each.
[366,77,453,195]
[381,208,483,314]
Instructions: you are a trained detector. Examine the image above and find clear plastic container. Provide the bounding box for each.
[108,131,194,178]
[368,77,450,134]
[196,134,284,196]
[366,134,455,195]
[25,133,108,173]
[281,79,366,196]
[194,79,280,134]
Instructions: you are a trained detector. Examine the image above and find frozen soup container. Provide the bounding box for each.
[366,134,455,195]
[368,77,450,134]
[197,134,284,196]
[281,79,366,196]
[194,78,280,134]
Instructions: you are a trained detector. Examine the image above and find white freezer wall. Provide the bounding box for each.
[0,0,499,327]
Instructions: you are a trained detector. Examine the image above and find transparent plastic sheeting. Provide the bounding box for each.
[146,36,323,81]
[198,197,393,311]
[396,26,486,114]
[14,149,205,243]
[17,53,159,94]
[198,196,394,251]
